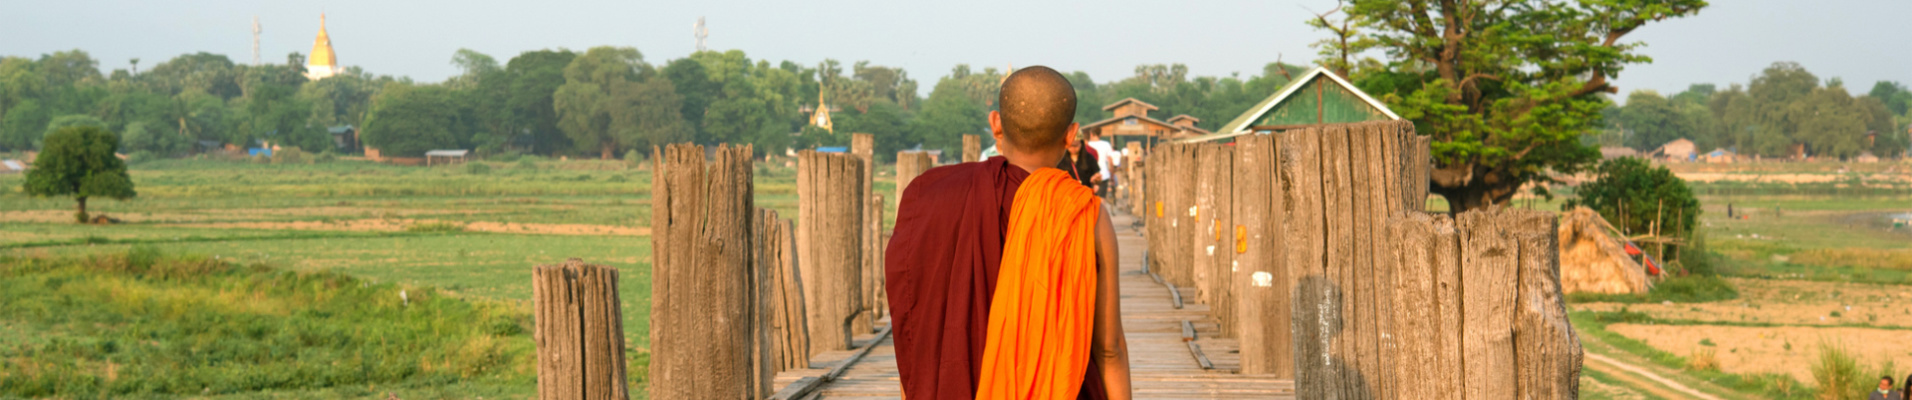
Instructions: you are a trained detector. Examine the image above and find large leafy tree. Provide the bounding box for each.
[553,46,690,159]
[503,49,578,154]
[360,83,462,156]
[25,126,136,223]
[1317,0,1707,212]
[1611,91,1690,151]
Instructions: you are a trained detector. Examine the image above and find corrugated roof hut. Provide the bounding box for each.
[1182,67,1401,143]
[1558,207,1652,294]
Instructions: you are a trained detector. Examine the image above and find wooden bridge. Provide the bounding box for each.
[767,212,1296,399]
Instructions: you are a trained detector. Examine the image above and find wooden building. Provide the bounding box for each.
[1078,98,1209,147]
[1183,67,1400,143]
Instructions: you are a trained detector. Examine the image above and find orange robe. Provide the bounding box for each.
[975,168,1103,399]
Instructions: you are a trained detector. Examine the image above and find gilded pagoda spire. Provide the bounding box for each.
[304,14,341,80]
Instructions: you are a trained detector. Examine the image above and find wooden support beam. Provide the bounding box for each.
[962,134,981,163]
[797,150,865,354]
[647,143,759,399]
[1233,133,1291,377]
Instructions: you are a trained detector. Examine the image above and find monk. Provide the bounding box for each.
[886,66,1132,400]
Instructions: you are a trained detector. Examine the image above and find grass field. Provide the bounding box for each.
[0,157,900,399]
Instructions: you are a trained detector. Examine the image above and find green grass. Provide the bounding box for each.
[1568,274,1741,304]
[0,248,539,398]
[0,157,911,398]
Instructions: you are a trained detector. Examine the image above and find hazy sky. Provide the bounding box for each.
[5,0,1908,100]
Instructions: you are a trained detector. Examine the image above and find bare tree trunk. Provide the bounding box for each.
[601,143,614,160]
[76,196,88,223]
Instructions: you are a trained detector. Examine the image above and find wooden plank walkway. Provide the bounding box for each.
[771,211,1295,399]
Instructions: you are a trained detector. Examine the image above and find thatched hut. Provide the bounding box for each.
[1558,207,1652,294]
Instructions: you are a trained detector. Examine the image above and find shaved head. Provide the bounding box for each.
[997,66,1077,151]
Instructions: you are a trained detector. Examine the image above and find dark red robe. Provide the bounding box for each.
[885,156,1106,400]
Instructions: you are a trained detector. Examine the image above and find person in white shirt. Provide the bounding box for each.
[1085,131,1118,198]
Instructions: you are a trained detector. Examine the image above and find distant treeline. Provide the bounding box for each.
[0,48,1312,161]
[1600,62,1911,159]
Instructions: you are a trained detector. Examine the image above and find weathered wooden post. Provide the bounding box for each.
[760,209,811,372]
[645,143,765,399]
[1162,143,1197,288]
[962,134,981,163]
[895,151,933,201]
[797,150,865,353]
[850,133,880,334]
[1280,126,1330,398]
[1192,143,1234,325]
[535,259,631,400]
[1232,134,1290,377]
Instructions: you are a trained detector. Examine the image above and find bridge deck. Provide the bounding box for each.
[771,212,1295,399]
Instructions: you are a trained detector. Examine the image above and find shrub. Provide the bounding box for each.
[516,156,541,170]
[1565,157,1701,242]
[405,221,465,233]
[1687,348,1720,372]
[465,162,492,175]
[273,147,307,165]
[1813,341,1863,400]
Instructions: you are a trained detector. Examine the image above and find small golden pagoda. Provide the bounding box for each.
[810,91,833,132]
[304,14,342,80]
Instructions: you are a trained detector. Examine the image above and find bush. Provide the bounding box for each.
[623,149,644,166]
[465,162,492,175]
[1813,341,1864,400]
[273,147,307,165]
[405,221,465,233]
[315,150,337,163]
[1687,348,1720,372]
[516,156,541,170]
[1565,157,1701,241]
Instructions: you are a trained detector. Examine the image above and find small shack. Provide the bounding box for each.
[329,125,359,153]
[1182,67,1401,143]
[1700,148,1736,163]
[1652,139,1697,162]
[425,149,470,166]
[1599,146,1638,160]
[1558,207,1652,294]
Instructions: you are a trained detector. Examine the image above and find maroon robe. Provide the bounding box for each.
[885,156,1106,400]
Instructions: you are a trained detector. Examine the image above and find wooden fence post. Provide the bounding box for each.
[1458,208,1519,400]
[535,259,631,400]
[1165,143,1197,288]
[761,209,811,372]
[1233,134,1290,376]
[1511,210,1583,399]
[797,150,865,353]
[1193,143,1234,331]
[962,134,981,163]
[1279,126,1331,398]
[895,151,933,204]
[1126,142,1145,216]
[645,143,761,399]
[851,134,879,334]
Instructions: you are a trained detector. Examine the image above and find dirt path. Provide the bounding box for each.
[1584,351,1722,400]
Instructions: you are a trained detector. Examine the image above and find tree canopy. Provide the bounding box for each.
[1312,0,1709,212]
[24,125,135,222]
[1604,62,1908,160]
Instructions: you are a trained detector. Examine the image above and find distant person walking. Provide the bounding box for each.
[1085,131,1117,198]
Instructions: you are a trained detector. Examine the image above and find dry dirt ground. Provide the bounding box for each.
[1583,278,1912,384]
[1582,278,1912,326]
[1608,324,1910,383]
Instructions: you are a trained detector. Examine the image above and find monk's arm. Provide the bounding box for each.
[1092,206,1132,399]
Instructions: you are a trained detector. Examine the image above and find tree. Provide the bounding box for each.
[553,46,689,159]
[1612,91,1691,151]
[503,49,577,154]
[41,114,107,149]
[25,125,136,223]
[1317,0,1707,212]
[1564,157,1698,241]
[120,121,189,156]
[360,83,461,156]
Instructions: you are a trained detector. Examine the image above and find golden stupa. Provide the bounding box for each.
[304,14,341,80]
[811,90,833,132]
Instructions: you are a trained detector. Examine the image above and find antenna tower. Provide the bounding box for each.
[693,17,708,52]
[251,16,261,66]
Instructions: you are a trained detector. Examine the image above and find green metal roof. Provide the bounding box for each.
[1186,67,1400,143]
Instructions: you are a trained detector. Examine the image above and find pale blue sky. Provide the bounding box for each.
[3,0,1907,99]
